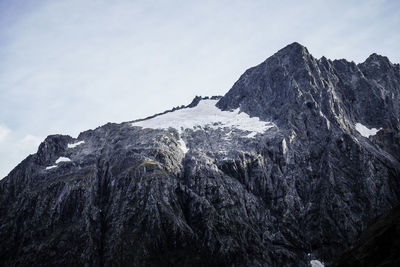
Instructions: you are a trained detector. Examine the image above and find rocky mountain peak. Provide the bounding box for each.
[35,135,73,165]
[364,53,391,67]
[1,43,399,267]
[273,41,311,62]
[217,42,326,128]
[218,43,399,133]
[359,52,399,84]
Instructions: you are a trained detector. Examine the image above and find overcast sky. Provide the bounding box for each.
[0,0,399,178]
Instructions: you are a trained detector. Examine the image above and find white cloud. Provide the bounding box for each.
[0,133,42,179]
[0,124,11,143]
[17,134,42,149]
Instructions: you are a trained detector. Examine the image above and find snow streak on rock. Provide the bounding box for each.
[68,140,85,148]
[310,260,324,267]
[178,138,189,154]
[46,157,71,170]
[55,157,71,164]
[45,165,57,170]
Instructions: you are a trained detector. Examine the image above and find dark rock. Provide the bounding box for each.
[0,43,399,266]
[333,204,400,267]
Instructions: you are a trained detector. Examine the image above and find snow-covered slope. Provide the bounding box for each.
[131,99,275,136]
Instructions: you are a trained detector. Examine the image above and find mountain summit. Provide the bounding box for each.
[1,43,399,266]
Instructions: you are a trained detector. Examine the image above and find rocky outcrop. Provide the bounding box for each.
[0,43,399,266]
[333,204,400,267]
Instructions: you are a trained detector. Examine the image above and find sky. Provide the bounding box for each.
[0,0,399,178]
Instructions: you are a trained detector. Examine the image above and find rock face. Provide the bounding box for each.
[0,43,399,266]
[333,204,400,267]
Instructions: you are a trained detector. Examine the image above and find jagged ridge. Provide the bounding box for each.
[0,42,399,267]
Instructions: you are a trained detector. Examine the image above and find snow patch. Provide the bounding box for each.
[45,157,71,171]
[355,123,381,138]
[132,100,275,137]
[245,132,258,138]
[56,157,71,164]
[178,138,189,154]
[310,260,324,267]
[282,138,287,155]
[68,140,85,148]
[45,165,58,170]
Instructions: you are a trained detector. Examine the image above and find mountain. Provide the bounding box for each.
[1,42,399,266]
[333,204,400,267]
